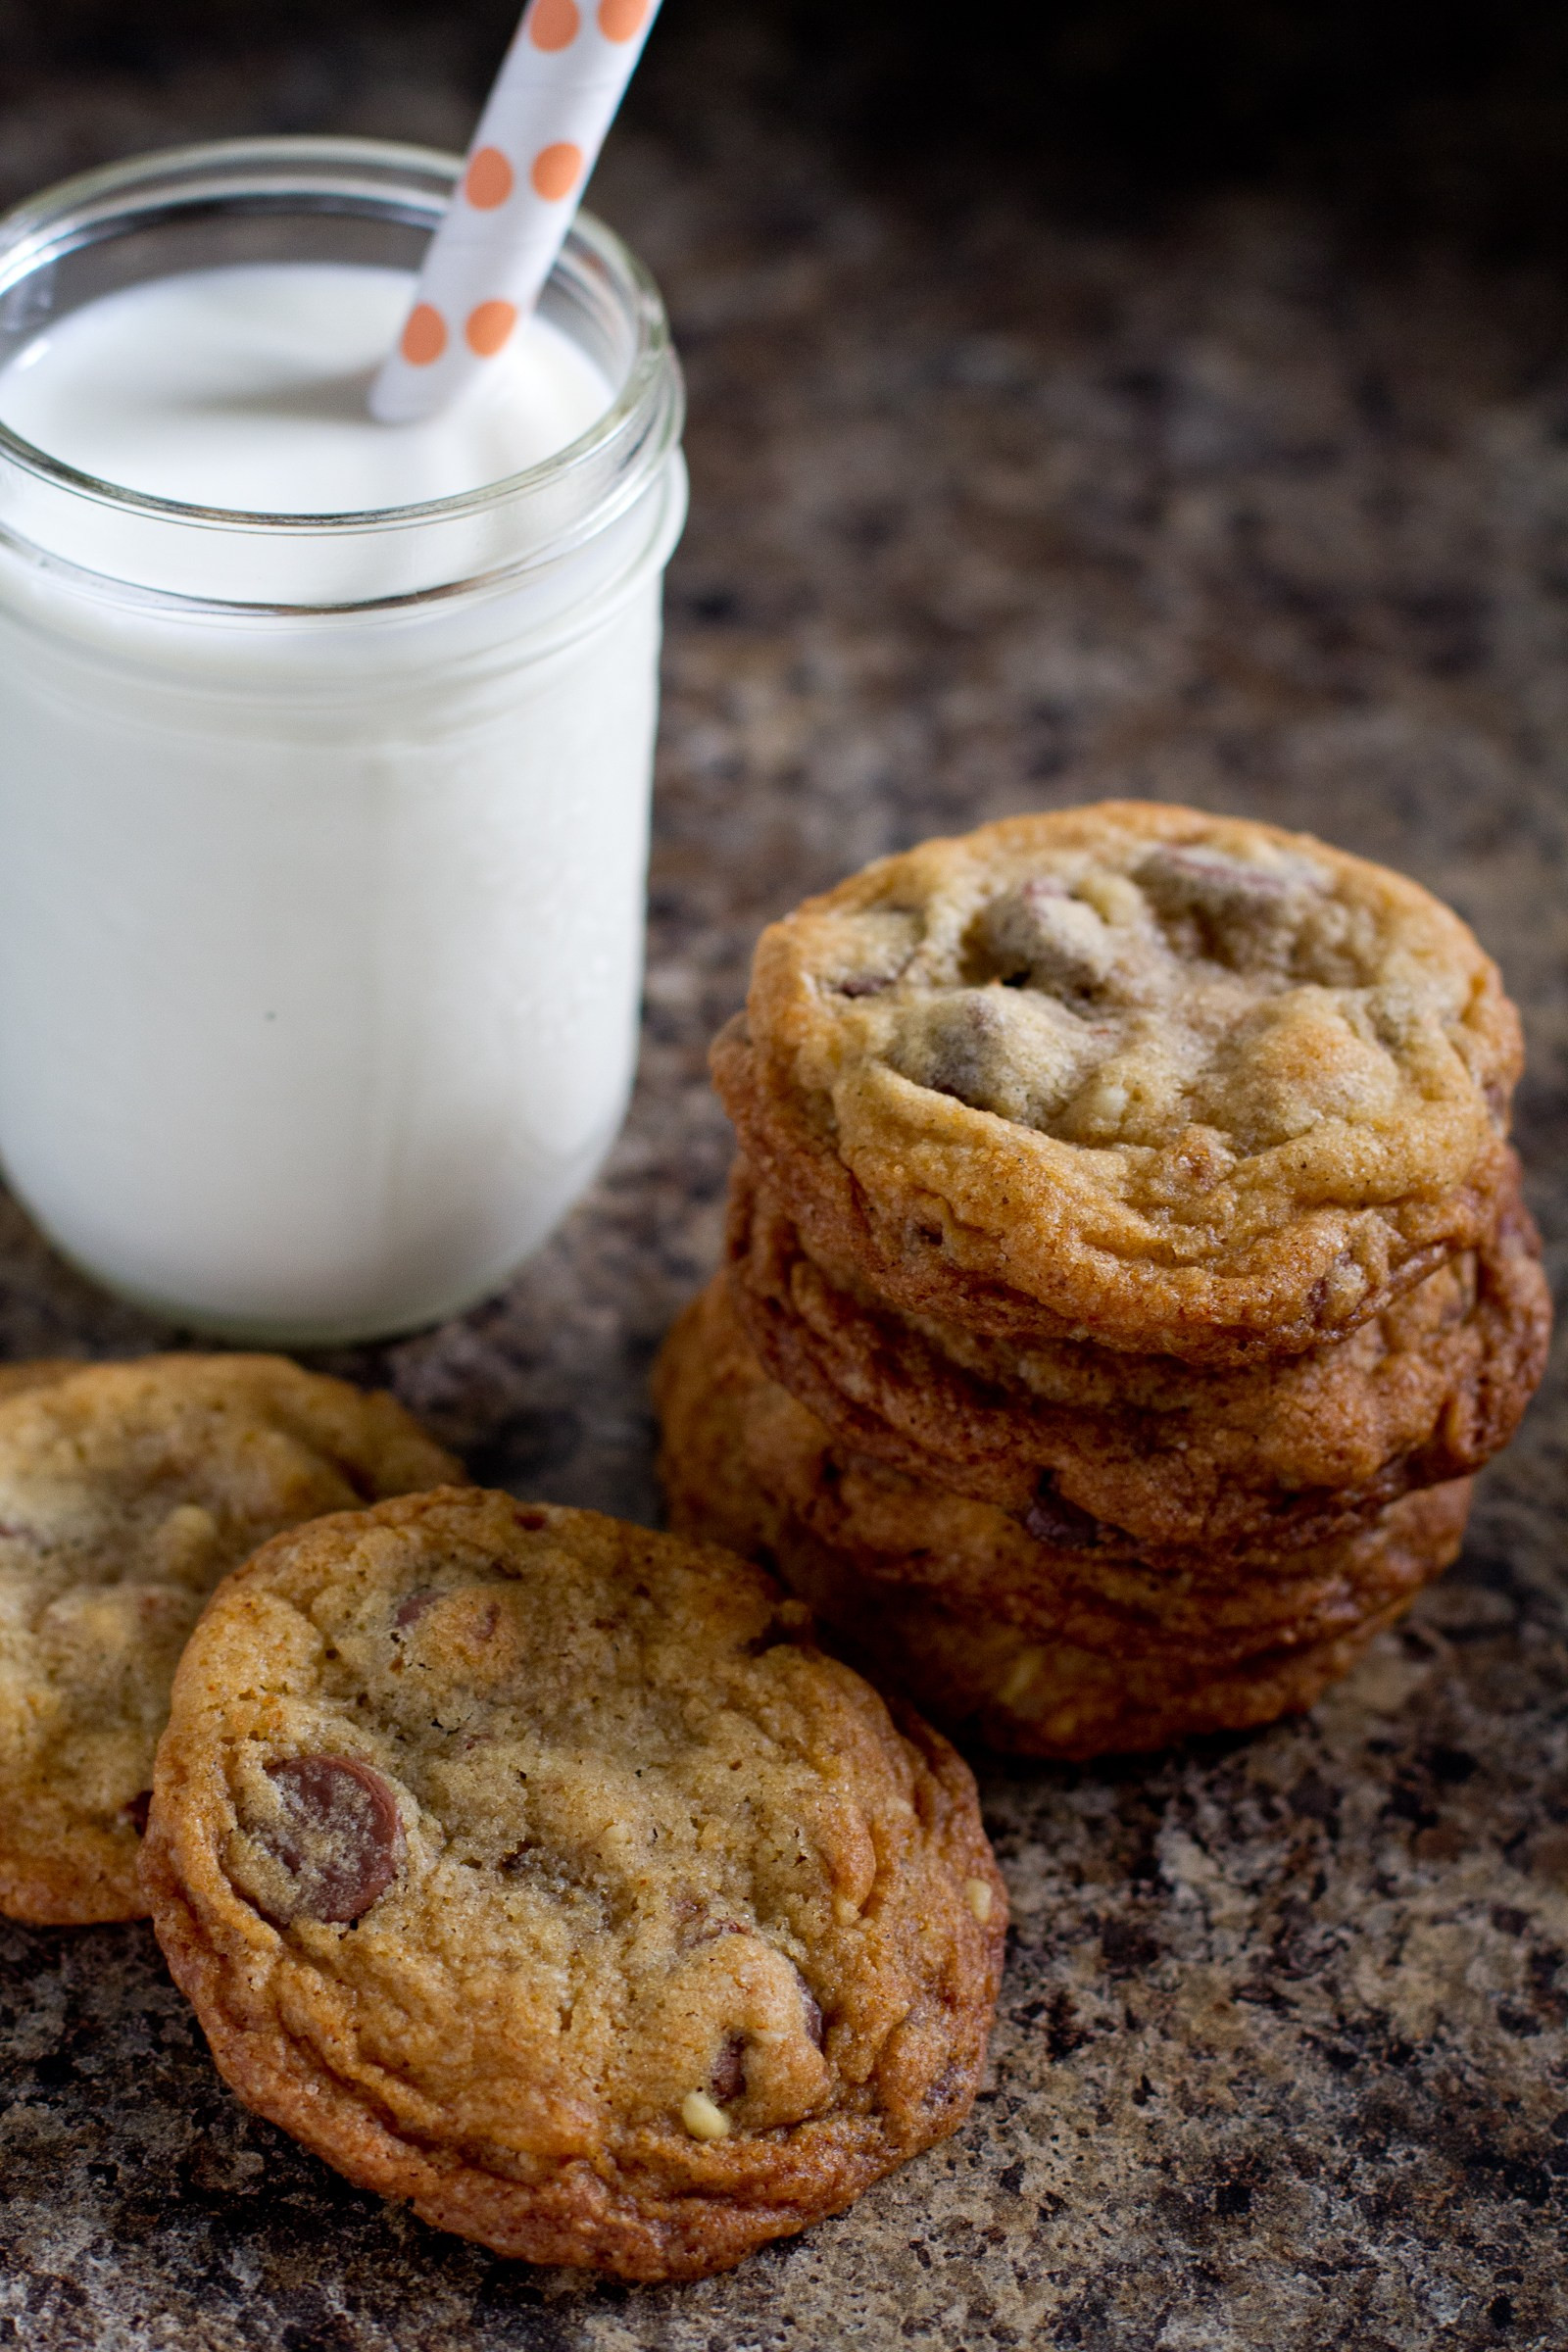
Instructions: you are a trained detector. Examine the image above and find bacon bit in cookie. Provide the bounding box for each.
[680,2089,732,2139]
[965,1879,995,1925]
[261,1755,404,1925]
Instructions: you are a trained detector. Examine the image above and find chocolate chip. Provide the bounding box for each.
[798,1978,826,2049]
[260,1756,404,1925]
[122,1790,152,1837]
[1138,845,1307,969]
[710,2034,747,2103]
[896,988,1087,1125]
[394,1590,437,1629]
[1024,1482,1108,1551]
[684,1912,750,1948]
[1145,846,1290,904]
[923,2059,964,2109]
[970,880,1115,995]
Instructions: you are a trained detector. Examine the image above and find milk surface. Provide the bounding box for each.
[0,258,684,1340]
[0,262,611,513]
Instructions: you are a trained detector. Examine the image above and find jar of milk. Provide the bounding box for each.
[0,138,685,1343]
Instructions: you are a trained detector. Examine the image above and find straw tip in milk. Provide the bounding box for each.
[368,369,433,426]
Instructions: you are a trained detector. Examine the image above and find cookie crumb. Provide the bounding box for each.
[965,1878,994,1924]
[834,1894,859,1925]
[681,2090,732,2140]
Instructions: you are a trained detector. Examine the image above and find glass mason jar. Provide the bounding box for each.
[0,138,686,1344]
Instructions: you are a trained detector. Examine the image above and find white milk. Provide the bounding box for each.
[0,149,685,1342]
[0,265,613,524]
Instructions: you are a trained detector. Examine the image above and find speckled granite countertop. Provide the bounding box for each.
[1,16,1566,2350]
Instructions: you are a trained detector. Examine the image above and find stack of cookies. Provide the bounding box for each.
[657,803,1550,1758]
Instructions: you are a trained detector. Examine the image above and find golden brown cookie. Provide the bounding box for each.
[655,1284,1471,1754]
[140,1491,1006,2281]
[764,1514,1464,1760]
[0,1360,84,1405]
[725,1152,1548,1560]
[656,1274,1474,1676]
[713,804,1521,1364]
[0,1354,464,1926]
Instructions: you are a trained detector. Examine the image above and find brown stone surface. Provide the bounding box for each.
[0,10,1566,2347]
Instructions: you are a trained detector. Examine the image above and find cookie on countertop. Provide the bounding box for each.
[656,1273,1475,1672]
[766,1494,1469,1761]
[725,1151,1549,1560]
[713,803,1522,1364]
[140,1490,1006,2281]
[0,1354,464,1926]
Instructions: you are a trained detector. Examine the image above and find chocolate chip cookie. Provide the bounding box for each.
[713,804,1521,1364]
[725,1152,1548,1560]
[0,1354,463,1925]
[656,1273,1474,1675]
[767,1498,1468,1760]
[140,1491,1006,2281]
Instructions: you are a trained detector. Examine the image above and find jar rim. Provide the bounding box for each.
[0,134,679,539]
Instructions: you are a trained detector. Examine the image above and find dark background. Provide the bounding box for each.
[5,0,1568,253]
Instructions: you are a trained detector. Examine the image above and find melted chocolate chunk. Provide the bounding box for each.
[261,1755,404,1925]
[971,879,1117,995]
[1138,845,1308,970]
[1024,1482,1108,1551]
[710,2034,748,2103]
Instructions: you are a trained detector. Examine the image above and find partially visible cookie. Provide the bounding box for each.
[0,1354,464,1925]
[140,1491,1005,2281]
[726,1152,1548,1560]
[656,1274,1473,1674]
[0,1360,83,1406]
[714,803,1522,1363]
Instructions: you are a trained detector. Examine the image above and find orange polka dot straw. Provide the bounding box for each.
[370,0,662,423]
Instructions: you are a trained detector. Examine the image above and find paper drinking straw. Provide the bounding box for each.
[369,0,663,424]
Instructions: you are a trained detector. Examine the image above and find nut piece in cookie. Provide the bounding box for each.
[0,1354,464,1927]
[140,1492,1006,2282]
[715,802,1524,1361]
